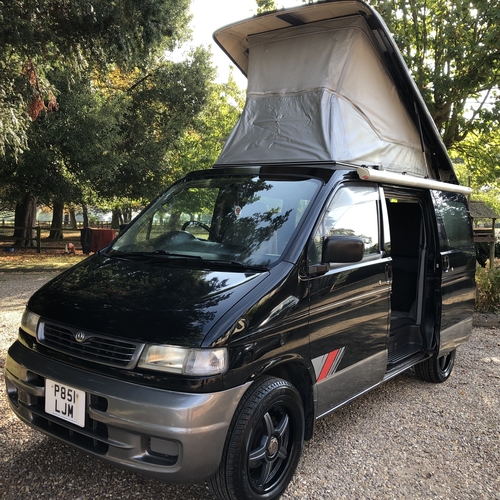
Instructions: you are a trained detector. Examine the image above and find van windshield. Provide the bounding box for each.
[109,174,321,268]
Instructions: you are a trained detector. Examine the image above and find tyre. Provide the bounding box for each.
[209,376,305,500]
[415,349,456,383]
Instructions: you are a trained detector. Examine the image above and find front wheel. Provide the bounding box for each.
[209,376,304,500]
[415,349,456,383]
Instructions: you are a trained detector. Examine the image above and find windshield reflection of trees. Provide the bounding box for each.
[220,180,291,255]
[167,178,293,264]
[223,209,292,264]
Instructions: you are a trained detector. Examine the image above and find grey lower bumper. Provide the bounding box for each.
[5,340,250,482]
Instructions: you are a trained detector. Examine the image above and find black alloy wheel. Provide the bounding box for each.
[209,376,304,500]
[415,349,456,383]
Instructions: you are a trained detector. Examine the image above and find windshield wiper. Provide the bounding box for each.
[150,250,202,259]
[201,260,269,272]
[107,250,267,270]
[107,250,202,261]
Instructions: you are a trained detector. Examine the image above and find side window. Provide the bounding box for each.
[310,184,380,264]
[432,191,473,250]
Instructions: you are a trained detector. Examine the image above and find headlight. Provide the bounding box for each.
[20,308,40,338]
[138,345,228,376]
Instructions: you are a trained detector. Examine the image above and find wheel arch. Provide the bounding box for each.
[253,359,316,440]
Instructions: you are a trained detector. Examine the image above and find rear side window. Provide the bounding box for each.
[432,191,473,250]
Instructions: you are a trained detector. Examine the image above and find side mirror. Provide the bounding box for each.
[322,236,364,263]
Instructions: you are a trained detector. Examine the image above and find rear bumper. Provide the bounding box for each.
[5,340,250,482]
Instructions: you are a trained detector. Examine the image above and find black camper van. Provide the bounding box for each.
[5,2,475,500]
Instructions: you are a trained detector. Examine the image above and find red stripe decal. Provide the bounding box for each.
[318,349,340,382]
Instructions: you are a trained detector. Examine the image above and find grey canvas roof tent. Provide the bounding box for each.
[213,0,470,194]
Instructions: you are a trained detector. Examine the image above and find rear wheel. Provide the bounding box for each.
[209,376,304,500]
[415,349,456,383]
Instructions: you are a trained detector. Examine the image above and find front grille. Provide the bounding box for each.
[38,321,145,369]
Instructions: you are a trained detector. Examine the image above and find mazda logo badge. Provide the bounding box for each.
[75,331,86,343]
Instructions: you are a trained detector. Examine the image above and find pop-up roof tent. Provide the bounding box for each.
[213,0,470,193]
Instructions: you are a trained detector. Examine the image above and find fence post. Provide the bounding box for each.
[36,226,41,254]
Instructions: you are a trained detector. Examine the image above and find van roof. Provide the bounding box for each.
[213,0,458,185]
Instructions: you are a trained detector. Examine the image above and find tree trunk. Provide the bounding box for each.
[111,209,122,229]
[69,209,77,229]
[82,204,89,228]
[123,206,133,223]
[49,200,64,239]
[13,193,37,247]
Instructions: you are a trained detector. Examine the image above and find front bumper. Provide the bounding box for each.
[5,340,250,482]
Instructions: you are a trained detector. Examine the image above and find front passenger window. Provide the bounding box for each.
[310,184,380,264]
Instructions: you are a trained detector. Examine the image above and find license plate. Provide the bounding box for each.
[45,379,86,428]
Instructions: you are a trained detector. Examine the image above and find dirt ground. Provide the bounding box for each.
[1,273,499,500]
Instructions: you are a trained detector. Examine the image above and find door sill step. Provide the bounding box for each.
[387,343,422,365]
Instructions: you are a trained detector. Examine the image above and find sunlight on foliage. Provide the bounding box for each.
[476,262,500,313]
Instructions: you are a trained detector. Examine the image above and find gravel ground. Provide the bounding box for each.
[1,272,499,500]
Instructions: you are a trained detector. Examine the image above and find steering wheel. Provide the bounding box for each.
[181,221,217,240]
[155,230,195,245]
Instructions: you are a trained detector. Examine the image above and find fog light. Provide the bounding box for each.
[148,437,179,459]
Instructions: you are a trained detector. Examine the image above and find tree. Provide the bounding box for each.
[169,71,245,178]
[0,1,219,245]
[369,0,500,205]
[256,0,277,14]
[2,48,215,239]
[0,0,191,158]
[0,65,120,243]
[451,130,500,215]
[371,0,500,149]
[109,48,215,202]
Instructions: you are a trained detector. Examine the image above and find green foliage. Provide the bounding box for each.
[168,71,245,181]
[0,0,192,158]
[451,128,500,227]
[256,0,277,14]
[371,0,500,149]
[1,68,121,208]
[115,48,216,201]
[1,46,216,210]
[476,263,500,312]
[158,72,244,216]
[0,75,29,157]
[0,0,220,221]
[453,158,500,216]
[1,0,191,62]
